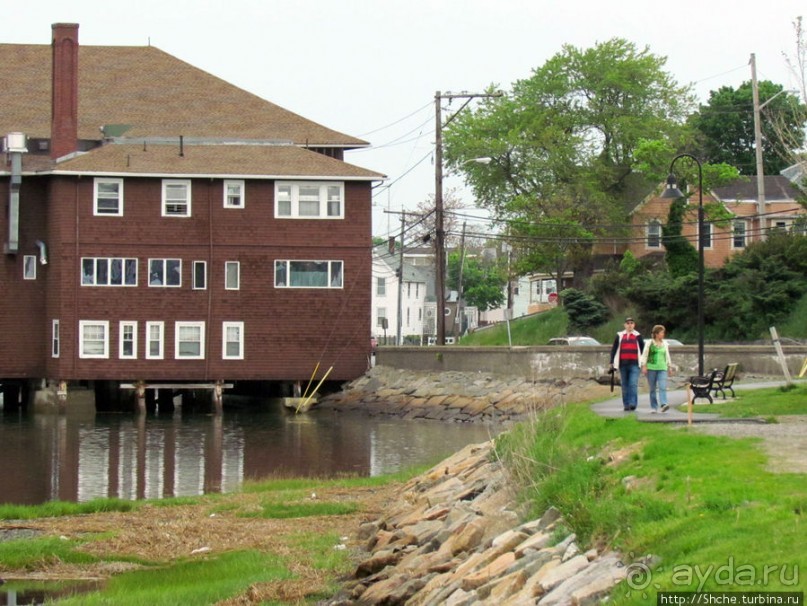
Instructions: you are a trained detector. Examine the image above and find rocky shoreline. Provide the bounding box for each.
[317,366,613,424]
[325,440,629,605]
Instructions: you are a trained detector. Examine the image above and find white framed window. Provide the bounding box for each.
[193,261,207,290]
[732,220,747,249]
[52,320,60,358]
[23,255,36,280]
[377,277,386,296]
[162,179,191,217]
[274,182,344,219]
[81,258,137,286]
[274,260,343,288]
[225,261,240,290]
[647,219,662,248]
[94,178,123,216]
[175,321,205,359]
[148,259,181,287]
[119,321,137,359]
[223,180,245,208]
[377,307,387,328]
[79,320,109,359]
[146,321,164,360]
[222,321,244,360]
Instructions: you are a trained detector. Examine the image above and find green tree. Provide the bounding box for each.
[689,81,806,175]
[443,38,694,280]
[560,288,609,331]
[447,251,506,312]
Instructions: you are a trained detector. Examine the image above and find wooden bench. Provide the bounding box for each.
[711,363,738,400]
[689,370,719,404]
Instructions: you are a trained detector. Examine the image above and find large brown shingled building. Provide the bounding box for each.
[0,23,384,410]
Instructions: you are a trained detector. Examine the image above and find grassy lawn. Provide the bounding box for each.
[496,390,805,603]
[684,383,807,418]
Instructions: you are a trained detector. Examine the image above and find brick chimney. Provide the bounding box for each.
[51,23,79,159]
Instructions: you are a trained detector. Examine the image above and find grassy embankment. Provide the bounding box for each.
[497,383,806,603]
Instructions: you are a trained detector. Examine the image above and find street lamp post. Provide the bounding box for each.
[661,154,705,376]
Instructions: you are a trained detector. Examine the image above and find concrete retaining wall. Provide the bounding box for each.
[375,345,807,380]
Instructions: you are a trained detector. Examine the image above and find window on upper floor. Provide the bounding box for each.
[81,258,138,286]
[274,260,343,288]
[223,180,245,208]
[223,321,244,360]
[52,320,60,358]
[175,321,205,359]
[225,261,240,290]
[377,277,386,296]
[700,222,713,249]
[732,220,747,249]
[119,321,137,359]
[148,259,181,287]
[94,178,124,216]
[193,261,207,290]
[647,219,662,248]
[275,182,344,219]
[79,320,109,359]
[23,255,36,280]
[162,179,191,217]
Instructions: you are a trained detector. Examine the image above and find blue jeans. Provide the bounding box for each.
[619,364,640,409]
[647,369,668,410]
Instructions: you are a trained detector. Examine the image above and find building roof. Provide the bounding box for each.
[43,142,382,180]
[0,43,368,148]
[712,175,803,202]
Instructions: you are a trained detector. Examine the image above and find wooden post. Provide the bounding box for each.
[135,381,146,414]
[687,383,693,426]
[213,380,224,415]
[769,327,793,385]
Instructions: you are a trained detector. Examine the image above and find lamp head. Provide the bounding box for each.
[660,173,685,199]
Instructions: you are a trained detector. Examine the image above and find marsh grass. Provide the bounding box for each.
[241,500,358,519]
[0,468,422,605]
[0,497,138,521]
[0,536,99,569]
[55,550,291,606]
[496,403,805,601]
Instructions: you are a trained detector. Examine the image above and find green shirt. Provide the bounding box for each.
[646,342,669,371]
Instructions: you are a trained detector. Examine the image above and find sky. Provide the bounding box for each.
[4,0,805,239]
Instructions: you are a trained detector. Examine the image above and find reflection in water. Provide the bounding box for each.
[0,399,495,506]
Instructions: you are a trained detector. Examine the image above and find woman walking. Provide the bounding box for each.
[640,325,674,413]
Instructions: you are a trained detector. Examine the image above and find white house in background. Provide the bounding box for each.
[371,244,430,344]
[479,275,533,324]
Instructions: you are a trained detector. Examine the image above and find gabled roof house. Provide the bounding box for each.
[622,175,805,268]
[0,24,383,409]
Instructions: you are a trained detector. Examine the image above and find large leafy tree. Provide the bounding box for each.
[447,251,506,312]
[689,81,806,175]
[443,38,694,281]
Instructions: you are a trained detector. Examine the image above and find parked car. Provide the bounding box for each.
[666,339,684,346]
[547,336,601,346]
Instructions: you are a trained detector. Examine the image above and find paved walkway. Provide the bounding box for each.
[590,379,799,423]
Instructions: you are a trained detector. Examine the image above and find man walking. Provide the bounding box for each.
[610,317,645,411]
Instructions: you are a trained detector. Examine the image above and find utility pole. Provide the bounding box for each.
[454,221,467,341]
[434,89,502,345]
[750,54,766,231]
[397,212,405,346]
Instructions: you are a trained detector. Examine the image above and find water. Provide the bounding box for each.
[0,398,495,506]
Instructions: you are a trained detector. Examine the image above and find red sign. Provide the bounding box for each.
[548,292,559,303]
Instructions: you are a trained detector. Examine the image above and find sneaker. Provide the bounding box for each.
[650,409,658,414]
[660,404,669,412]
